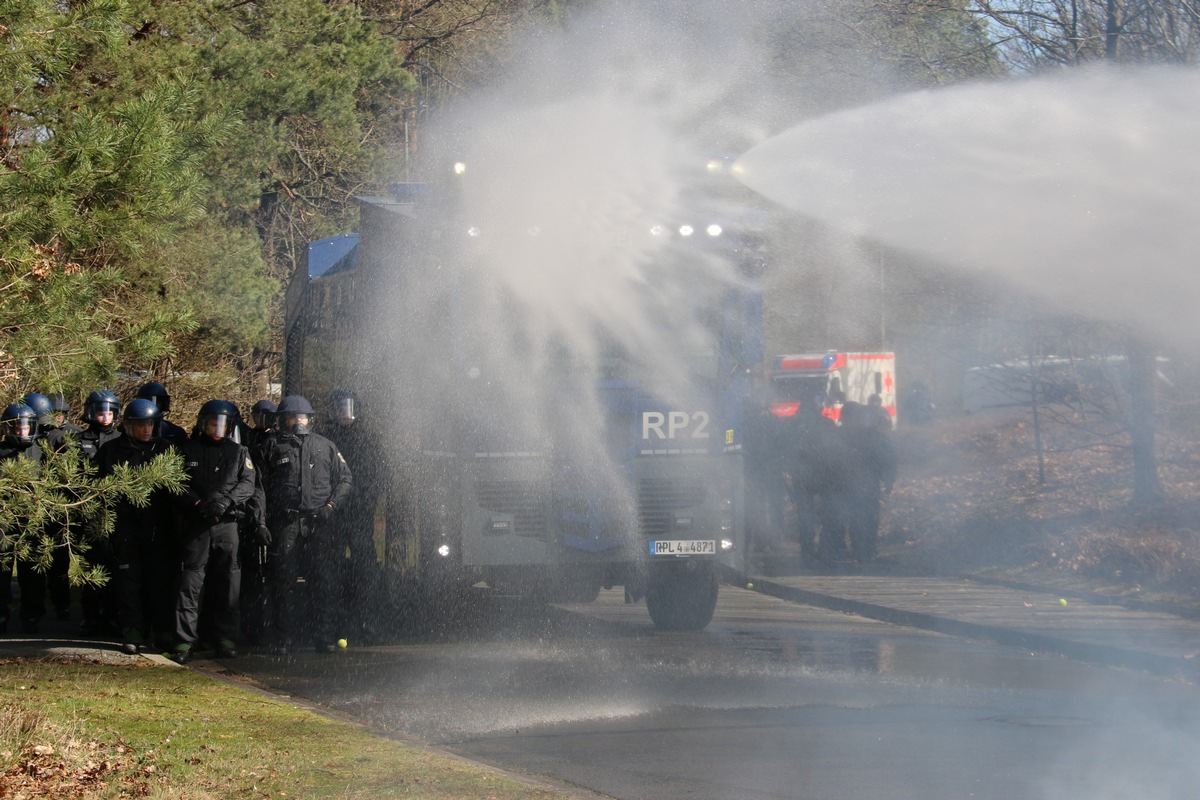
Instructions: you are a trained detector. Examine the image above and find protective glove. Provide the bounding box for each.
[255,524,273,546]
[200,496,232,522]
[316,503,336,523]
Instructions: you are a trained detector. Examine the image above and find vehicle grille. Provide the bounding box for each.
[638,477,706,536]
[476,479,547,536]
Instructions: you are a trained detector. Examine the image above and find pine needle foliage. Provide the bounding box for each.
[0,443,186,586]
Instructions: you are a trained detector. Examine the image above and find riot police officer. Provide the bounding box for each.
[170,400,256,663]
[247,399,276,461]
[96,399,175,653]
[327,389,386,642]
[226,402,273,645]
[743,377,792,554]
[260,395,352,654]
[78,390,123,459]
[22,392,73,619]
[48,394,73,428]
[136,381,188,446]
[839,402,897,564]
[1,402,46,633]
[77,389,123,636]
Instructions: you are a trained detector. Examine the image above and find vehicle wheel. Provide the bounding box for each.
[646,562,718,631]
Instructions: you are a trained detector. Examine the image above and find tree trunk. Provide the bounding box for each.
[1126,336,1163,506]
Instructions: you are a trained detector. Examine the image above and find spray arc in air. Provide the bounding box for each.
[733,66,1200,346]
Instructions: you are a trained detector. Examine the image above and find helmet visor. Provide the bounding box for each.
[90,401,119,425]
[203,413,230,440]
[125,418,157,442]
[335,397,356,425]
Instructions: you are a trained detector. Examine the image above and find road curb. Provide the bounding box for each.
[721,566,1199,681]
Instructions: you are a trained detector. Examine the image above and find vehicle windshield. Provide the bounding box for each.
[772,373,831,405]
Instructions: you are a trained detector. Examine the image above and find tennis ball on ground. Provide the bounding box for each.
[746,582,754,589]
[1059,598,1068,607]
[337,638,348,648]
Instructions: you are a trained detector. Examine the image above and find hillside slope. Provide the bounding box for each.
[882,409,1200,612]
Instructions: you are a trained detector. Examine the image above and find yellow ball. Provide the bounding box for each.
[1058,598,1068,607]
[337,638,348,648]
[746,582,754,589]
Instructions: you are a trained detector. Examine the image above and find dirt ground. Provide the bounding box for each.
[881,406,1200,612]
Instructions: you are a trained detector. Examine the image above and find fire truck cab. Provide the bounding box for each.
[769,352,897,428]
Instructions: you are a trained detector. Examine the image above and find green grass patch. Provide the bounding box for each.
[0,657,577,799]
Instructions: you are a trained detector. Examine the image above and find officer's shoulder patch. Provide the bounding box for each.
[337,452,346,463]
[245,458,255,470]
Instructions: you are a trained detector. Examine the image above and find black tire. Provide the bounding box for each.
[645,562,718,631]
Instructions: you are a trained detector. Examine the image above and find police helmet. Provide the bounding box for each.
[22,393,54,425]
[122,398,163,439]
[277,394,315,435]
[136,381,171,413]
[83,390,121,426]
[330,388,358,425]
[49,394,70,415]
[197,399,238,440]
[250,399,277,430]
[2,402,38,448]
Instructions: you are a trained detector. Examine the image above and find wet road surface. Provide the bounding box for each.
[215,586,1200,799]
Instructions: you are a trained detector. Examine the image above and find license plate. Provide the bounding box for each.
[649,539,716,556]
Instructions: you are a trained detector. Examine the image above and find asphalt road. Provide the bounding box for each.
[213,585,1200,800]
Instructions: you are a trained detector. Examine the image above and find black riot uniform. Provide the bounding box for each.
[96,399,174,653]
[838,402,897,564]
[790,395,844,569]
[228,405,273,645]
[77,390,123,636]
[327,390,386,641]
[743,387,793,554]
[171,401,256,662]
[76,397,123,460]
[1,403,45,633]
[260,395,352,653]
[24,392,74,620]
